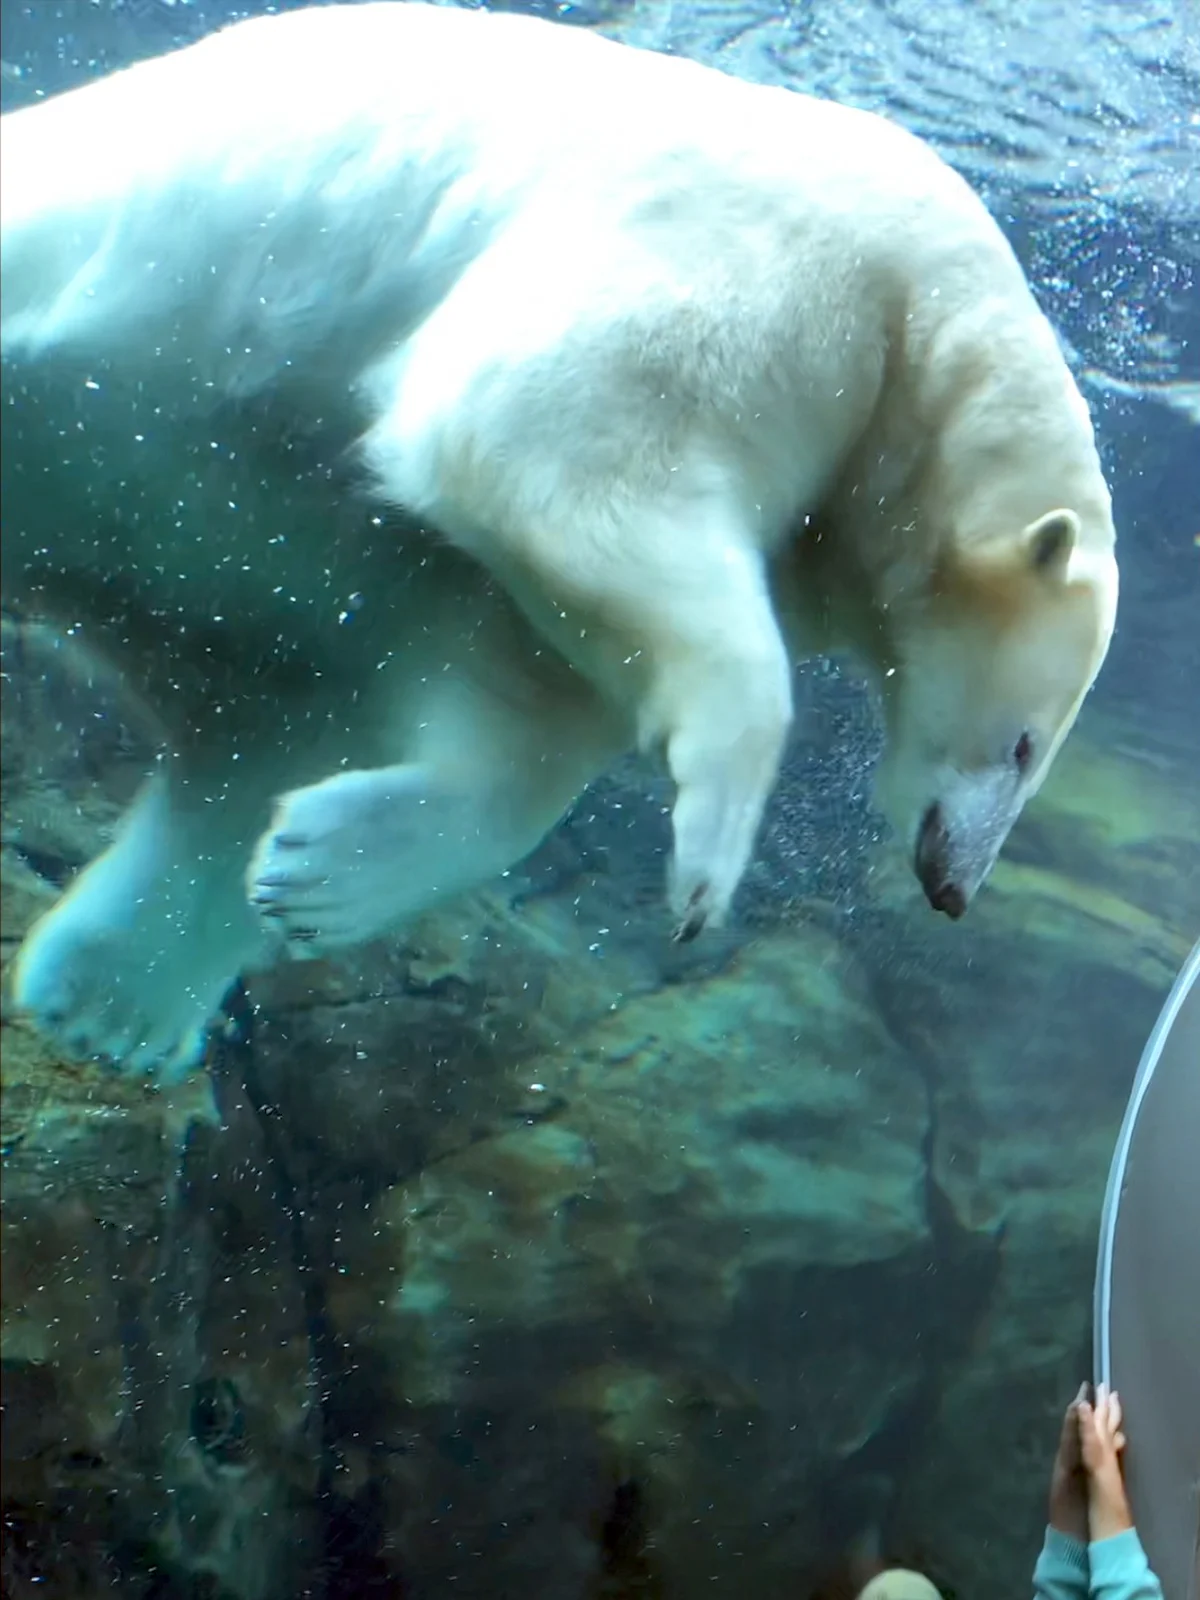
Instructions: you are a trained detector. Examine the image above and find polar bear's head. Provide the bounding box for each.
[875,507,1119,917]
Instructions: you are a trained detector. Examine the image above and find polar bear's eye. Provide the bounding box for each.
[1013,732,1033,773]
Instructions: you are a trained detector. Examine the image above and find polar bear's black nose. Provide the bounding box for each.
[915,803,967,919]
[928,878,967,918]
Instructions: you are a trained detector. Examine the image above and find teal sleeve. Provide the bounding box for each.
[1033,1527,1089,1600]
[1088,1529,1164,1600]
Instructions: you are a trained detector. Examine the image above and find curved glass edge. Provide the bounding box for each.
[1093,934,1200,1600]
[1093,936,1200,1380]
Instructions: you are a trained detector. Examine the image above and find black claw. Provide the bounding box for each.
[671,908,707,945]
[671,880,710,943]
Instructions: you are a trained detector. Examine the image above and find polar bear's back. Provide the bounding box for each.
[2,1,940,192]
[0,0,1003,392]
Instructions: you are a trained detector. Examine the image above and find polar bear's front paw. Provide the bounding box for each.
[665,687,791,942]
[249,764,479,953]
[666,776,753,943]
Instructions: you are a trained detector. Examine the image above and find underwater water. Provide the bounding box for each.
[0,2,1197,1598]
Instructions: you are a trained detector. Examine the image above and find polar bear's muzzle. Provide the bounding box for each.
[914,767,1022,918]
[915,803,969,918]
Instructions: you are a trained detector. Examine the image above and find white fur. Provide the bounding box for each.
[1,3,1117,1075]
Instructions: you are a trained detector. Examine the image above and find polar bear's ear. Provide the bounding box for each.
[1024,508,1080,578]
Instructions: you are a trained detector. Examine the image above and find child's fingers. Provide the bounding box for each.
[1099,1393,1122,1443]
[1076,1400,1110,1468]
[1094,1388,1126,1440]
[1057,1395,1083,1467]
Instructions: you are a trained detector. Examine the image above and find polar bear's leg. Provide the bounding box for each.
[490,498,793,941]
[644,572,793,941]
[11,756,274,1079]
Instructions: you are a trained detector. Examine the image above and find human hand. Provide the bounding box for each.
[1048,1383,1089,1542]
[1079,1383,1134,1542]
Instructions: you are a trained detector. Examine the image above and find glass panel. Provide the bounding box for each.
[2,4,1196,1597]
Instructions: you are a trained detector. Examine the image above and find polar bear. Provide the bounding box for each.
[1,2,1117,1077]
